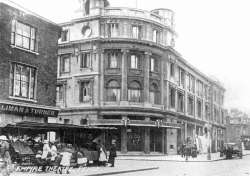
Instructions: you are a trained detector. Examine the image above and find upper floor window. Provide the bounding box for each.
[61,29,69,42]
[197,99,202,118]
[177,91,184,113]
[60,55,70,73]
[149,83,159,104]
[108,52,119,68]
[170,62,175,77]
[108,23,119,37]
[188,95,194,116]
[152,29,159,43]
[169,86,176,109]
[106,80,120,102]
[79,81,92,103]
[56,85,64,104]
[132,25,142,39]
[205,103,210,120]
[196,80,203,97]
[80,53,91,68]
[205,85,209,100]
[128,81,141,102]
[130,54,139,69]
[9,62,36,100]
[179,67,185,88]
[11,21,37,52]
[150,57,159,72]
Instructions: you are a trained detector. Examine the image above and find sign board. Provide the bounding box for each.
[0,103,58,117]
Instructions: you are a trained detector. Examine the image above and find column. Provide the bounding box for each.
[161,128,167,154]
[144,52,151,106]
[144,117,150,154]
[99,50,104,106]
[160,58,164,105]
[164,128,168,154]
[184,121,188,140]
[121,115,128,153]
[121,50,128,105]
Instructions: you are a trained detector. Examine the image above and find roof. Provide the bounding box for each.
[3,121,117,130]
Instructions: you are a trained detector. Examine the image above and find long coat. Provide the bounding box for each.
[108,144,117,161]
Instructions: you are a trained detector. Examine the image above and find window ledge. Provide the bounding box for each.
[11,45,39,55]
[9,96,37,103]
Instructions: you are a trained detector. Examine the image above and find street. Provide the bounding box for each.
[12,155,250,176]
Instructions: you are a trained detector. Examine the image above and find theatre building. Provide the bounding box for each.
[0,2,61,127]
[57,0,226,154]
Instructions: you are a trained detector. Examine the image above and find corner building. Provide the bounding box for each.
[57,0,226,154]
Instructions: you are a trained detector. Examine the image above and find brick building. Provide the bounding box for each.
[57,0,226,154]
[0,1,61,127]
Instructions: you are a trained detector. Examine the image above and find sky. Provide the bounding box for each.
[4,0,250,113]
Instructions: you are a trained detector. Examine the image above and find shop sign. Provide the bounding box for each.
[0,103,58,117]
[15,166,72,173]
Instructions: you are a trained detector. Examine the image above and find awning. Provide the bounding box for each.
[3,121,117,131]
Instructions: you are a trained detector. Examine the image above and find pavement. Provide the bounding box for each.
[11,150,250,176]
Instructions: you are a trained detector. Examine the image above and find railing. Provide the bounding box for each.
[102,7,173,28]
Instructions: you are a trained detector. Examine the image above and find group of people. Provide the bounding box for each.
[178,137,199,160]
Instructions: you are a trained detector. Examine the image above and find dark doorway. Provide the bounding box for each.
[150,128,162,152]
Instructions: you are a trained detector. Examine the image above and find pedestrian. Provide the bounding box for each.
[108,140,117,167]
[0,135,12,176]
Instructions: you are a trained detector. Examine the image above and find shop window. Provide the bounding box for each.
[80,53,91,68]
[106,80,120,102]
[169,86,175,109]
[60,55,70,73]
[128,81,141,102]
[79,81,91,103]
[177,91,184,113]
[9,62,36,100]
[149,83,159,104]
[108,52,119,68]
[11,20,38,52]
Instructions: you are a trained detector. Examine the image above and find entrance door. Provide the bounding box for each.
[150,128,162,152]
[127,127,143,151]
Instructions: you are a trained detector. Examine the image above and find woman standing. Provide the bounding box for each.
[108,140,117,167]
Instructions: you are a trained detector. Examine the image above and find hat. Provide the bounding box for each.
[0,135,8,141]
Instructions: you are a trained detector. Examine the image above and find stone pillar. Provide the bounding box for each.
[184,121,188,140]
[161,128,166,154]
[144,117,150,154]
[144,52,151,106]
[164,128,168,154]
[99,50,104,106]
[121,116,128,153]
[121,50,128,104]
[160,58,164,105]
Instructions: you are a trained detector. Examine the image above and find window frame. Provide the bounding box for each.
[60,54,71,73]
[131,25,142,39]
[80,52,91,69]
[61,29,69,42]
[128,81,142,102]
[106,80,121,102]
[130,54,140,69]
[169,86,176,109]
[79,81,92,103]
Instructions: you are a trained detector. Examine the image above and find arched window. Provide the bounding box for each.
[106,80,120,101]
[149,83,159,104]
[128,81,141,102]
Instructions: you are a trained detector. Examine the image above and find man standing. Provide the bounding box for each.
[0,135,12,176]
[108,140,117,167]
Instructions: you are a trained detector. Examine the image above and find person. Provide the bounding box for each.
[99,143,107,166]
[59,146,73,174]
[0,135,12,176]
[108,140,117,167]
[50,142,58,162]
[41,140,51,160]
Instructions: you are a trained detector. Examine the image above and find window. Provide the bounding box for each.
[197,80,203,97]
[9,63,36,100]
[149,83,159,104]
[205,104,210,120]
[61,30,69,42]
[150,57,158,72]
[56,85,64,103]
[190,75,195,93]
[169,86,175,109]
[205,85,209,100]
[130,54,139,69]
[132,25,141,39]
[152,29,159,43]
[170,62,175,77]
[188,96,194,115]
[128,81,141,102]
[60,55,70,73]
[80,53,91,68]
[11,20,37,52]
[79,81,91,103]
[108,23,119,37]
[197,99,202,118]
[177,91,184,112]
[106,80,120,101]
[108,52,119,68]
[179,67,185,88]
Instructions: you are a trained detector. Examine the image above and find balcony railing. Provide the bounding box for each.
[102,7,173,28]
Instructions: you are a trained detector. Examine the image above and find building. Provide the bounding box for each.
[0,1,61,129]
[226,109,250,149]
[57,0,226,154]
